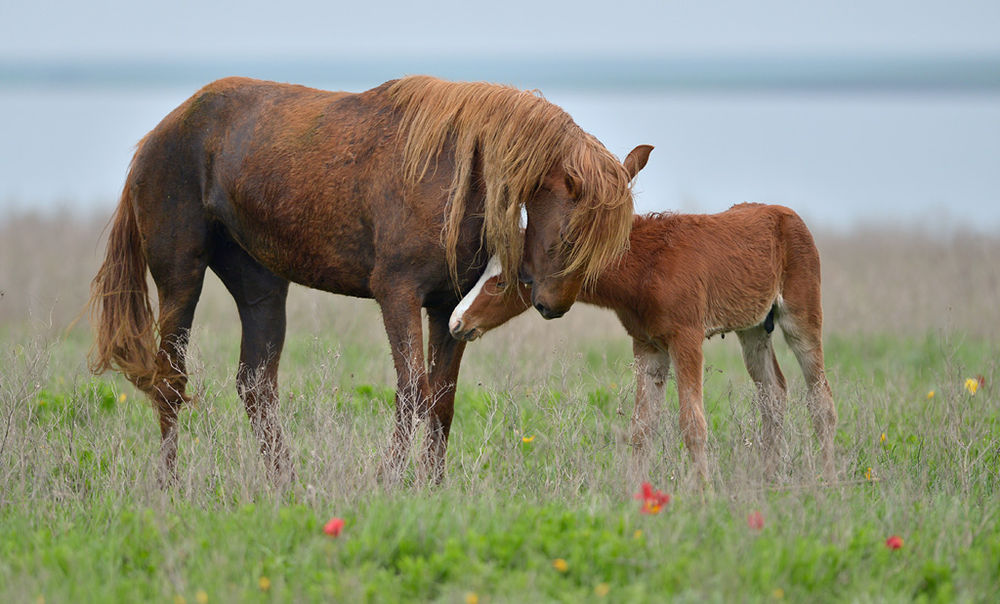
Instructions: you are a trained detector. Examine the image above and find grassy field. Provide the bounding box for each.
[2,212,999,602]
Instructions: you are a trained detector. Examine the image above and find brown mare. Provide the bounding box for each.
[89,76,641,483]
[450,198,838,481]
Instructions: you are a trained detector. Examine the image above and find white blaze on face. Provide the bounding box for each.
[450,255,503,332]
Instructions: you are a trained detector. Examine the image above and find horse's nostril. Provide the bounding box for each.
[535,303,566,320]
[451,319,463,333]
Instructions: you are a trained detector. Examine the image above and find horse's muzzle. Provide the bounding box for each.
[534,302,566,320]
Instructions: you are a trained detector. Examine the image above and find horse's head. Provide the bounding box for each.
[521,144,653,319]
[449,256,533,341]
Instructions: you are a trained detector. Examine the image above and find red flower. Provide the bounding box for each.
[978,375,986,388]
[634,482,671,515]
[323,517,345,537]
[747,510,765,531]
[885,535,903,550]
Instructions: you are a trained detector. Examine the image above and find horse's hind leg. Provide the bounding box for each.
[736,326,788,479]
[778,283,837,480]
[421,307,467,484]
[143,221,210,483]
[209,237,292,481]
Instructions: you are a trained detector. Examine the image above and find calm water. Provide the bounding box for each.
[2,81,998,233]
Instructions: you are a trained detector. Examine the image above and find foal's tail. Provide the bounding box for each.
[88,169,158,393]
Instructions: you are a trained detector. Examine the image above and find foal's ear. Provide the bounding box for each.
[623,144,654,180]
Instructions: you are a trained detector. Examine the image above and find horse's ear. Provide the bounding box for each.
[564,173,581,200]
[623,144,654,180]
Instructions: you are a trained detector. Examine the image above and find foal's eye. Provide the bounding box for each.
[496,282,507,289]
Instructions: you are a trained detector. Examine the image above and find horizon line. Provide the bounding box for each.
[3,54,1000,92]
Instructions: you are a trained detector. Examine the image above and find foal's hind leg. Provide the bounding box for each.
[736,326,788,479]
[421,307,467,484]
[778,298,838,480]
[210,237,292,481]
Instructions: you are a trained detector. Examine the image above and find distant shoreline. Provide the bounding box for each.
[3,54,1000,92]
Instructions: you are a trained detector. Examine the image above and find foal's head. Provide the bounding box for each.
[520,144,653,319]
[449,256,532,341]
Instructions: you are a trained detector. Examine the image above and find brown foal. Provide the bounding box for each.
[450,201,837,481]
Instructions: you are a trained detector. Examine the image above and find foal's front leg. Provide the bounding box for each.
[375,289,431,483]
[630,339,671,451]
[628,339,671,482]
[669,328,709,483]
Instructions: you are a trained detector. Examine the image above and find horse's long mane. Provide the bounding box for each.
[387,75,634,289]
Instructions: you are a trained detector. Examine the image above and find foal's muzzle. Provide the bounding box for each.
[449,319,482,342]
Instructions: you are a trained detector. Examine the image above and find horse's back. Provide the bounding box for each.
[125,78,409,296]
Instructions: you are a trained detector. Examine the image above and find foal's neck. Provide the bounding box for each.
[579,214,667,311]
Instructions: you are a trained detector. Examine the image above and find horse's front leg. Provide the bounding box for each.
[421,307,468,484]
[376,289,431,483]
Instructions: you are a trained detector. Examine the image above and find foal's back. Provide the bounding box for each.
[619,203,818,336]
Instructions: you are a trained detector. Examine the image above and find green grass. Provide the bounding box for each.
[2,323,999,603]
[5,489,994,603]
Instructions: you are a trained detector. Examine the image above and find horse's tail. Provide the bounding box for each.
[88,168,158,393]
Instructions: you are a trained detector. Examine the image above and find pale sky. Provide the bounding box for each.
[2,0,999,60]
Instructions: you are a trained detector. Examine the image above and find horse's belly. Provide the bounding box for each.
[219,213,377,298]
[281,257,374,297]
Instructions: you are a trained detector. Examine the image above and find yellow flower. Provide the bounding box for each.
[965,378,979,395]
[522,435,535,443]
[633,529,643,540]
[258,576,271,592]
[595,583,611,597]
[926,390,935,399]
[865,467,873,482]
[772,587,785,599]
[552,558,569,572]
[880,432,887,444]
[118,392,127,403]
[196,590,208,604]
[465,592,479,604]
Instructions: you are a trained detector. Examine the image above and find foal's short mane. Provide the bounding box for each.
[387,75,634,290]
